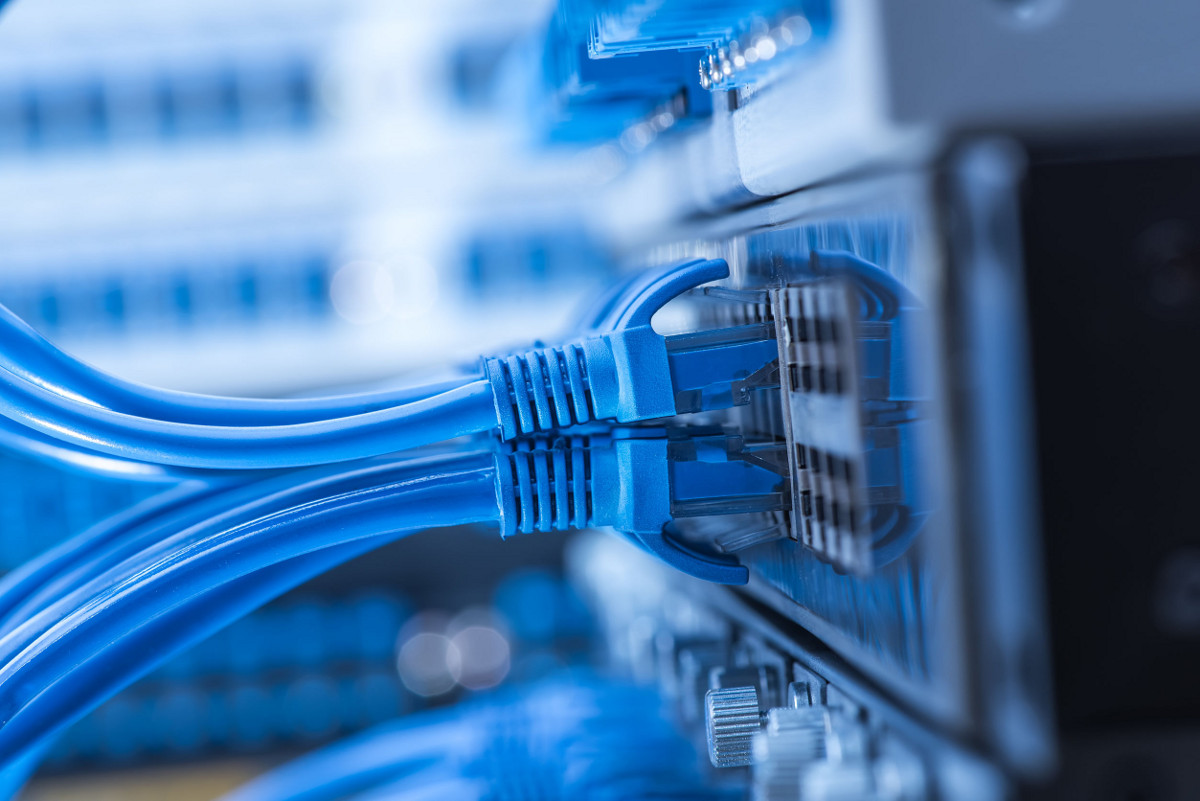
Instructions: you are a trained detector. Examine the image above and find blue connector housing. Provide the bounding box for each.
[486,258,779,440]
[666,324,779,413]
[494,426,789,584]
[534,12,712,145]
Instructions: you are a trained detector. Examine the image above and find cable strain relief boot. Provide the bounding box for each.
[492,431,748,584]
[486,258,732,439]
[486,333,679,440]
[494,434,595,537]
[493,432,672,538]
[485,345,599,440]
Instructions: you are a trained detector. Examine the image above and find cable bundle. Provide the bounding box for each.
[0,300,498,470]
[0,258,794,788]
[0,258,772,477]
[0,448,501,769]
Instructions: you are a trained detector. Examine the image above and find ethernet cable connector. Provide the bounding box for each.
[494,426,790,584]
[485,258,779,440]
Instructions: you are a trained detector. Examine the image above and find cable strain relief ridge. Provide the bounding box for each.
[494,435,593,537]
[485,345,596,440]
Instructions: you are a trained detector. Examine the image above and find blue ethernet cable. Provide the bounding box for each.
[15,428,778,665]
[0,450,495,657]
[0,427,784,766]
[0,379,476,486]
[0,746,41,801]
[0,369,499,470]
[0,415,208,483]
[483,258,778,439]
[0,258,778,470]
[217,711,469,801]
[0,480,218,627]
[0,465,495,767]
[0,304,481,475]
[1,429,770,679]
[0,449,492,641]
[0,304,475,426]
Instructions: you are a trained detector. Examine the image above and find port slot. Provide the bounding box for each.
[676,252,926,575]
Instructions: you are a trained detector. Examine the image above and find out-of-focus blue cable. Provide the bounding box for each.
[217,713,470,801]
[0,368,498,469]
[0,462,499,765]
[223,677,734,801]
[0,744,42,801]
[0,537,387,772]
[0,305,478,426]
[344,770,489,801]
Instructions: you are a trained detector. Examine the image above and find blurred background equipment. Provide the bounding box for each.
[0,0,1198,799]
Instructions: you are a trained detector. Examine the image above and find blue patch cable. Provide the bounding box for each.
[0,258,779,472]
[0,452,160,568]
[0,257,777,470]
[0,426,786,773]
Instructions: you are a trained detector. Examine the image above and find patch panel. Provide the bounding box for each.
[0,235,337,338]
[0,0,341,159]
[0,51,319,157]
[462,227,615,297]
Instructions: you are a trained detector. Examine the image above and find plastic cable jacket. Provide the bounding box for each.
[0,466,500,764]
[0,369,499,468]
[0,450,493,654]
[0,452,492,641]
[0,480,219,627]
[4,538,392,770]
[0,466,495,674]
[0,304,479,425]
[0,415,211,482]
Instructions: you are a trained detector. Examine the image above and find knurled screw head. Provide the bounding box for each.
[705,685,763,768]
